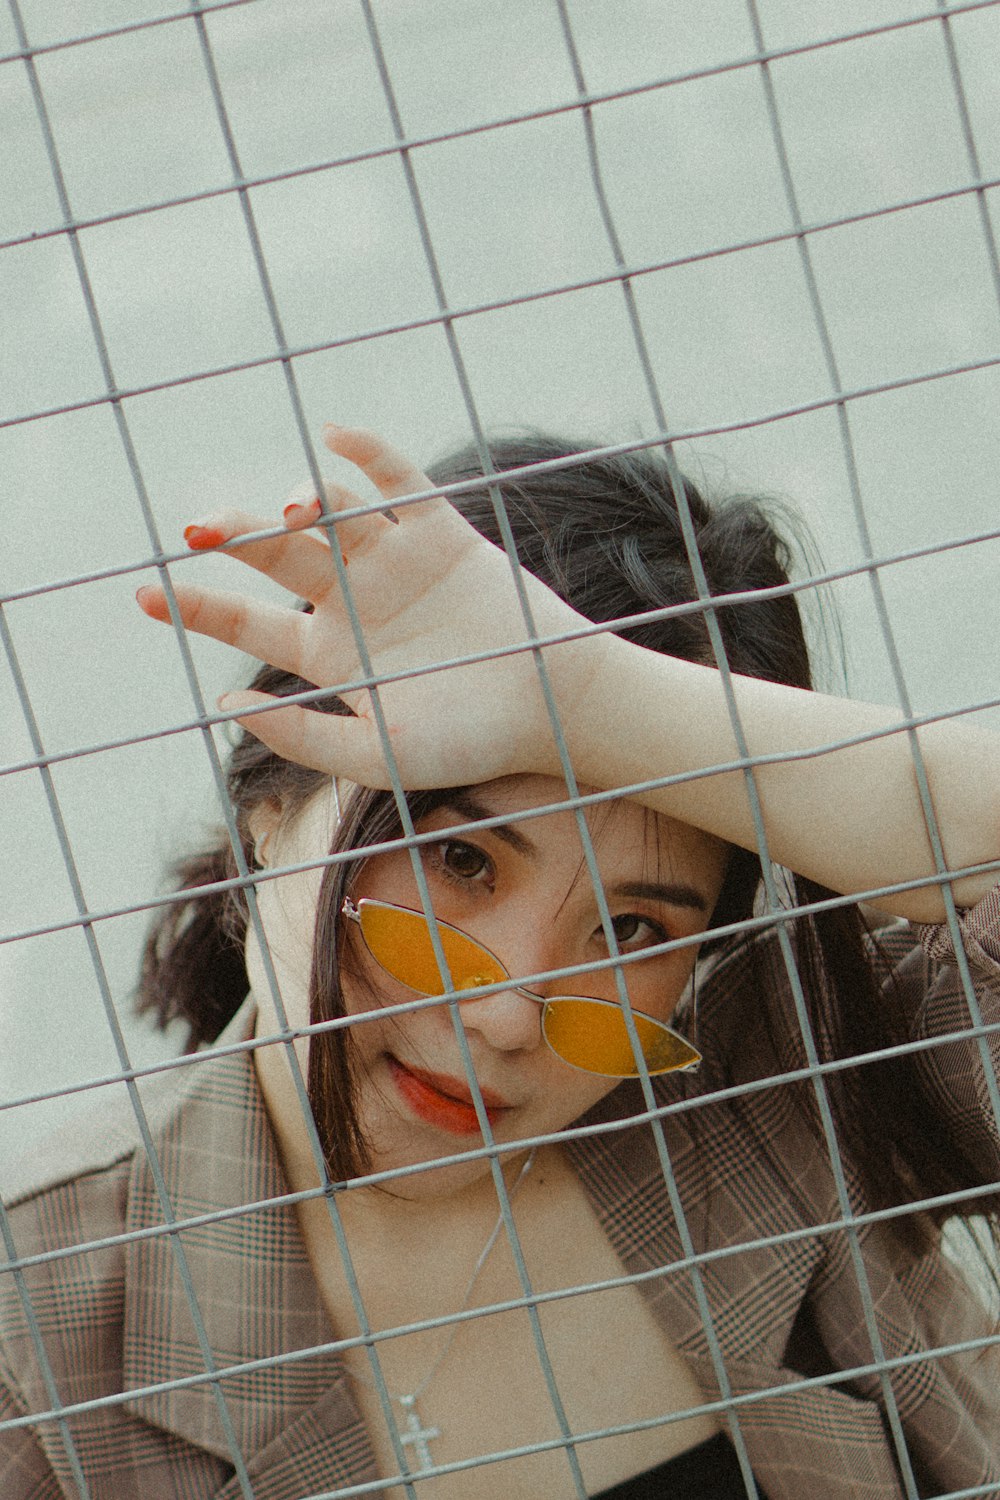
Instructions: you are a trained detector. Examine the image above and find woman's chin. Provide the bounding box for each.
[353,1061,523,1199]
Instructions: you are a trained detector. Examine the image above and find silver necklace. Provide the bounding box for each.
[347,1149,537,1471]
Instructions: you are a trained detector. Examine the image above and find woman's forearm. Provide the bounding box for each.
[569,634,999,922]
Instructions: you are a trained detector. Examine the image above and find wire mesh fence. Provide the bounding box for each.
[2,2,999,1498]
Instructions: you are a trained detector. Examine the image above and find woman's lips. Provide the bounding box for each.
[388,1057,511,1135]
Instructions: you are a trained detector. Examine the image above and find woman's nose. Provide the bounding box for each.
[456,982,544,1055]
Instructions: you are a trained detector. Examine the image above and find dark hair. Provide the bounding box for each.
[137,437,999,1241]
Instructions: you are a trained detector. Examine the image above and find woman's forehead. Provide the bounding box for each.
[430,775,718,866]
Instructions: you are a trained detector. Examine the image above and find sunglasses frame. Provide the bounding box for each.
[340,895,701,1079]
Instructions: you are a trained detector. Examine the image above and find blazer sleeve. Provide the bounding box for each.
[882,884,1000,1178]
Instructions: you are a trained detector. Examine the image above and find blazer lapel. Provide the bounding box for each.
[119,1023,379,1491]
[564,1083,914,1499]
[565,1077,827,1377]
[210,1384,382,1500]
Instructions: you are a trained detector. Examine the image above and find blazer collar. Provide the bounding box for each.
[120,1005,373,1480]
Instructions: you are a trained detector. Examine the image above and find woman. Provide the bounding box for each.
[1,424,998,1500]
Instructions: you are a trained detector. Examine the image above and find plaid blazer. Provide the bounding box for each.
[2,892,999,1500]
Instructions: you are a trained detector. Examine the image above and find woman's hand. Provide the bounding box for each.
[137,425,604,790]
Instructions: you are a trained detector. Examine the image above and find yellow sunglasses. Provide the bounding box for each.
[341,897,700,1079]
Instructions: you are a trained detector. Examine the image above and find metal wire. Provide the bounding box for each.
[2,1,999,1498]
[2,0,997,251]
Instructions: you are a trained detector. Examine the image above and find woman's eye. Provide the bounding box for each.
[608,913,666,947]
[435,840,492,884]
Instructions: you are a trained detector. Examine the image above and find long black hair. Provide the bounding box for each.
[137,436,1000,1240]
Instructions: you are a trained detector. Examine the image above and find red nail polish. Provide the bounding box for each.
[283,498,321,526]
[184,524,225,550]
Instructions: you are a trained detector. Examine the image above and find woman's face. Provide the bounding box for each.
[247,775,728,1194]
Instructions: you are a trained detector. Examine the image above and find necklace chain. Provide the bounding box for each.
[345,1149,537,1468]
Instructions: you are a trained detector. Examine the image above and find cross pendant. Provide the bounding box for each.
[397,1393,441,1471]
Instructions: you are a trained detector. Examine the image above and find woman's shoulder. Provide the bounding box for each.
[2,1091,154,1217]
[0,1096,143,1397]
[0,1008,259,1386]
[1,1001,259,1215]
[0,1075,182,1439]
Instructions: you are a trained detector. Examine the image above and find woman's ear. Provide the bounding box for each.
[247,783,344,870]
[247,797,284,867]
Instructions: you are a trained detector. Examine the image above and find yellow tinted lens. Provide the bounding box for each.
[357,904,507,995]
[541,999,700,1077]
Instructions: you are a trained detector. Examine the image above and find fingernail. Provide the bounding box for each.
[184,523,225,550]
[136,584,168,621]
[217,693,239,711]
[283,496,321,521]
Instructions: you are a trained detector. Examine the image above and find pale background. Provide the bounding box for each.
[1,0,999,1160]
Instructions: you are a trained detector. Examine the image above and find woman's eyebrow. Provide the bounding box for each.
[439,800,710,910]
[612,879,710,913]
[441,794,535,855]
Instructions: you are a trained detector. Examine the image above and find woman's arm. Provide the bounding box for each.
[138,426,999,923]
[572,637,999,921]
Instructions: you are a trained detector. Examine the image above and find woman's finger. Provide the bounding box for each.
[322,424,445,520]
[217,690,393,784]
[137,582,319,680]
[183,508,337,604]
[283,478,398,557]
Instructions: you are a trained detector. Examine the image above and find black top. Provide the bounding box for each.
[591,1432,765,1500]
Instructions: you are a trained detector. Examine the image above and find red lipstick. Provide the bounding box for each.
[388,1058,510,1136]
